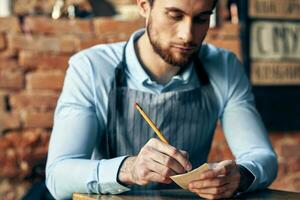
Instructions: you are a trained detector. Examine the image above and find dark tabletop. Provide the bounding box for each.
[73,189,300,200]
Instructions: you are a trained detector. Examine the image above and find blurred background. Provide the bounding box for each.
[0,0,299,199]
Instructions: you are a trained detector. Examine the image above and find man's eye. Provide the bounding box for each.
[168,12,183,21]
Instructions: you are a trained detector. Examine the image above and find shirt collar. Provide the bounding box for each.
[125,28,194,85]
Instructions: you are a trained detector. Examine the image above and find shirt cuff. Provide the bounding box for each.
[98,156,131,194]
[237,164,255,192]
[235,161,257,194]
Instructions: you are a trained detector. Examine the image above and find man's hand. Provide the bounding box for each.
[188,160,240,199]
[118,138,192,186]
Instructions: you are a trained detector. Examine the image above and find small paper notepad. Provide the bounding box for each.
[170,163,209,189]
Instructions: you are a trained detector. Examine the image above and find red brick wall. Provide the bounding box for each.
[0,1,299,199]
[0,14,145,199]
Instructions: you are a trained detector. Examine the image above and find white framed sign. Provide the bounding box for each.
[250,21,300,60]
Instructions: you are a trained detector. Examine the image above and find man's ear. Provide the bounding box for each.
[136,0,151,18]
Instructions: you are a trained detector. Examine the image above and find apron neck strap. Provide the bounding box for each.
[193,55,210,86]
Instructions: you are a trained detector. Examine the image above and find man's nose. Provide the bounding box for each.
[177,19,193,43]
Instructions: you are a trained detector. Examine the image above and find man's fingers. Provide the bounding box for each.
[190,183,237,199]
[216,160,236,175]
[149,173,173,184]
[189,177,228,189]
[191,180,240,197]
[134,161,173,184]
[147,138,192,171]
[199,168,224,179]
[179,150,189,160]
[147,147,186,174]
[201,160,236,179]
[146,158,177,177]
[189,184,228,195]
[187,160,240,199]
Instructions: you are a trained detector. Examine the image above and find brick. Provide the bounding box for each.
[0,129,50,181]
[286,157,300,174]
[208,147,223,162]
[24,16,93,35]
[277,158,288,178]
[0,48,17,59]
[8,33,79,53]
[10,91,59,111]
[0,92,7,112]
[0,17,21,33]
[0,59,18,70]
[204,37,241,60]
[280,139,300,158]
[0,148,19,178]
[20,130,50,161]
[0,34,5,50]
[269,132,287,147]
[212,122,225,143]
[205,23,241,59]
[0,112,21,132]
[79,37,107,50]
[220,145,234,159]
[5,129,49,150]
[208,23,240,38]
[13,0,56,15]
[26,70,65,91]
[93,17,144,36]
[0,68,24,90]
[0,136,12,149]
[20,130,41,148]
[22,111,54,128]
[4,131,23,148]
[31,145,49,161]
[79,34,129,49]
[274,172,300,192]
[19,51,70,70]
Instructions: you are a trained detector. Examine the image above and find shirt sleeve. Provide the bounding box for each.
[46,55,130,200]
[220,53,278,192]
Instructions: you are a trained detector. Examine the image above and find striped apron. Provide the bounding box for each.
[98,44,219,190]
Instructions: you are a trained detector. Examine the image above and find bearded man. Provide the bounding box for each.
[46,0,278,199]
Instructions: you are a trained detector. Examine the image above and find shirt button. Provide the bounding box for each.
[118,189,123,192]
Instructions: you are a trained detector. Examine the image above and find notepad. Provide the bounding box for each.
[170,163,209,189]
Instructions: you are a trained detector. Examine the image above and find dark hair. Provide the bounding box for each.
[148,0,154,6]
[148,0,218,9]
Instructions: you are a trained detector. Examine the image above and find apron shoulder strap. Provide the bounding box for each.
[115,43,128,87]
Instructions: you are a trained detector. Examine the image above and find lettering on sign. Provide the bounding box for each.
[249,0,300,19]
[250,21,300,60]
[251,61,300,85]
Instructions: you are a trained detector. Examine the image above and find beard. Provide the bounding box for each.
[147,16,200,68]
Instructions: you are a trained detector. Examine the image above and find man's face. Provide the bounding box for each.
[146,0,215,67]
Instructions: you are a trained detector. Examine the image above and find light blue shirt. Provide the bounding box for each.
[46,29,277,199]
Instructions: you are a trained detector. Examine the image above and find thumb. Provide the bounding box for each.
[216,160,235,176]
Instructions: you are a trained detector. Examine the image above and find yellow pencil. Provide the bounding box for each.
[135,103,169,144]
